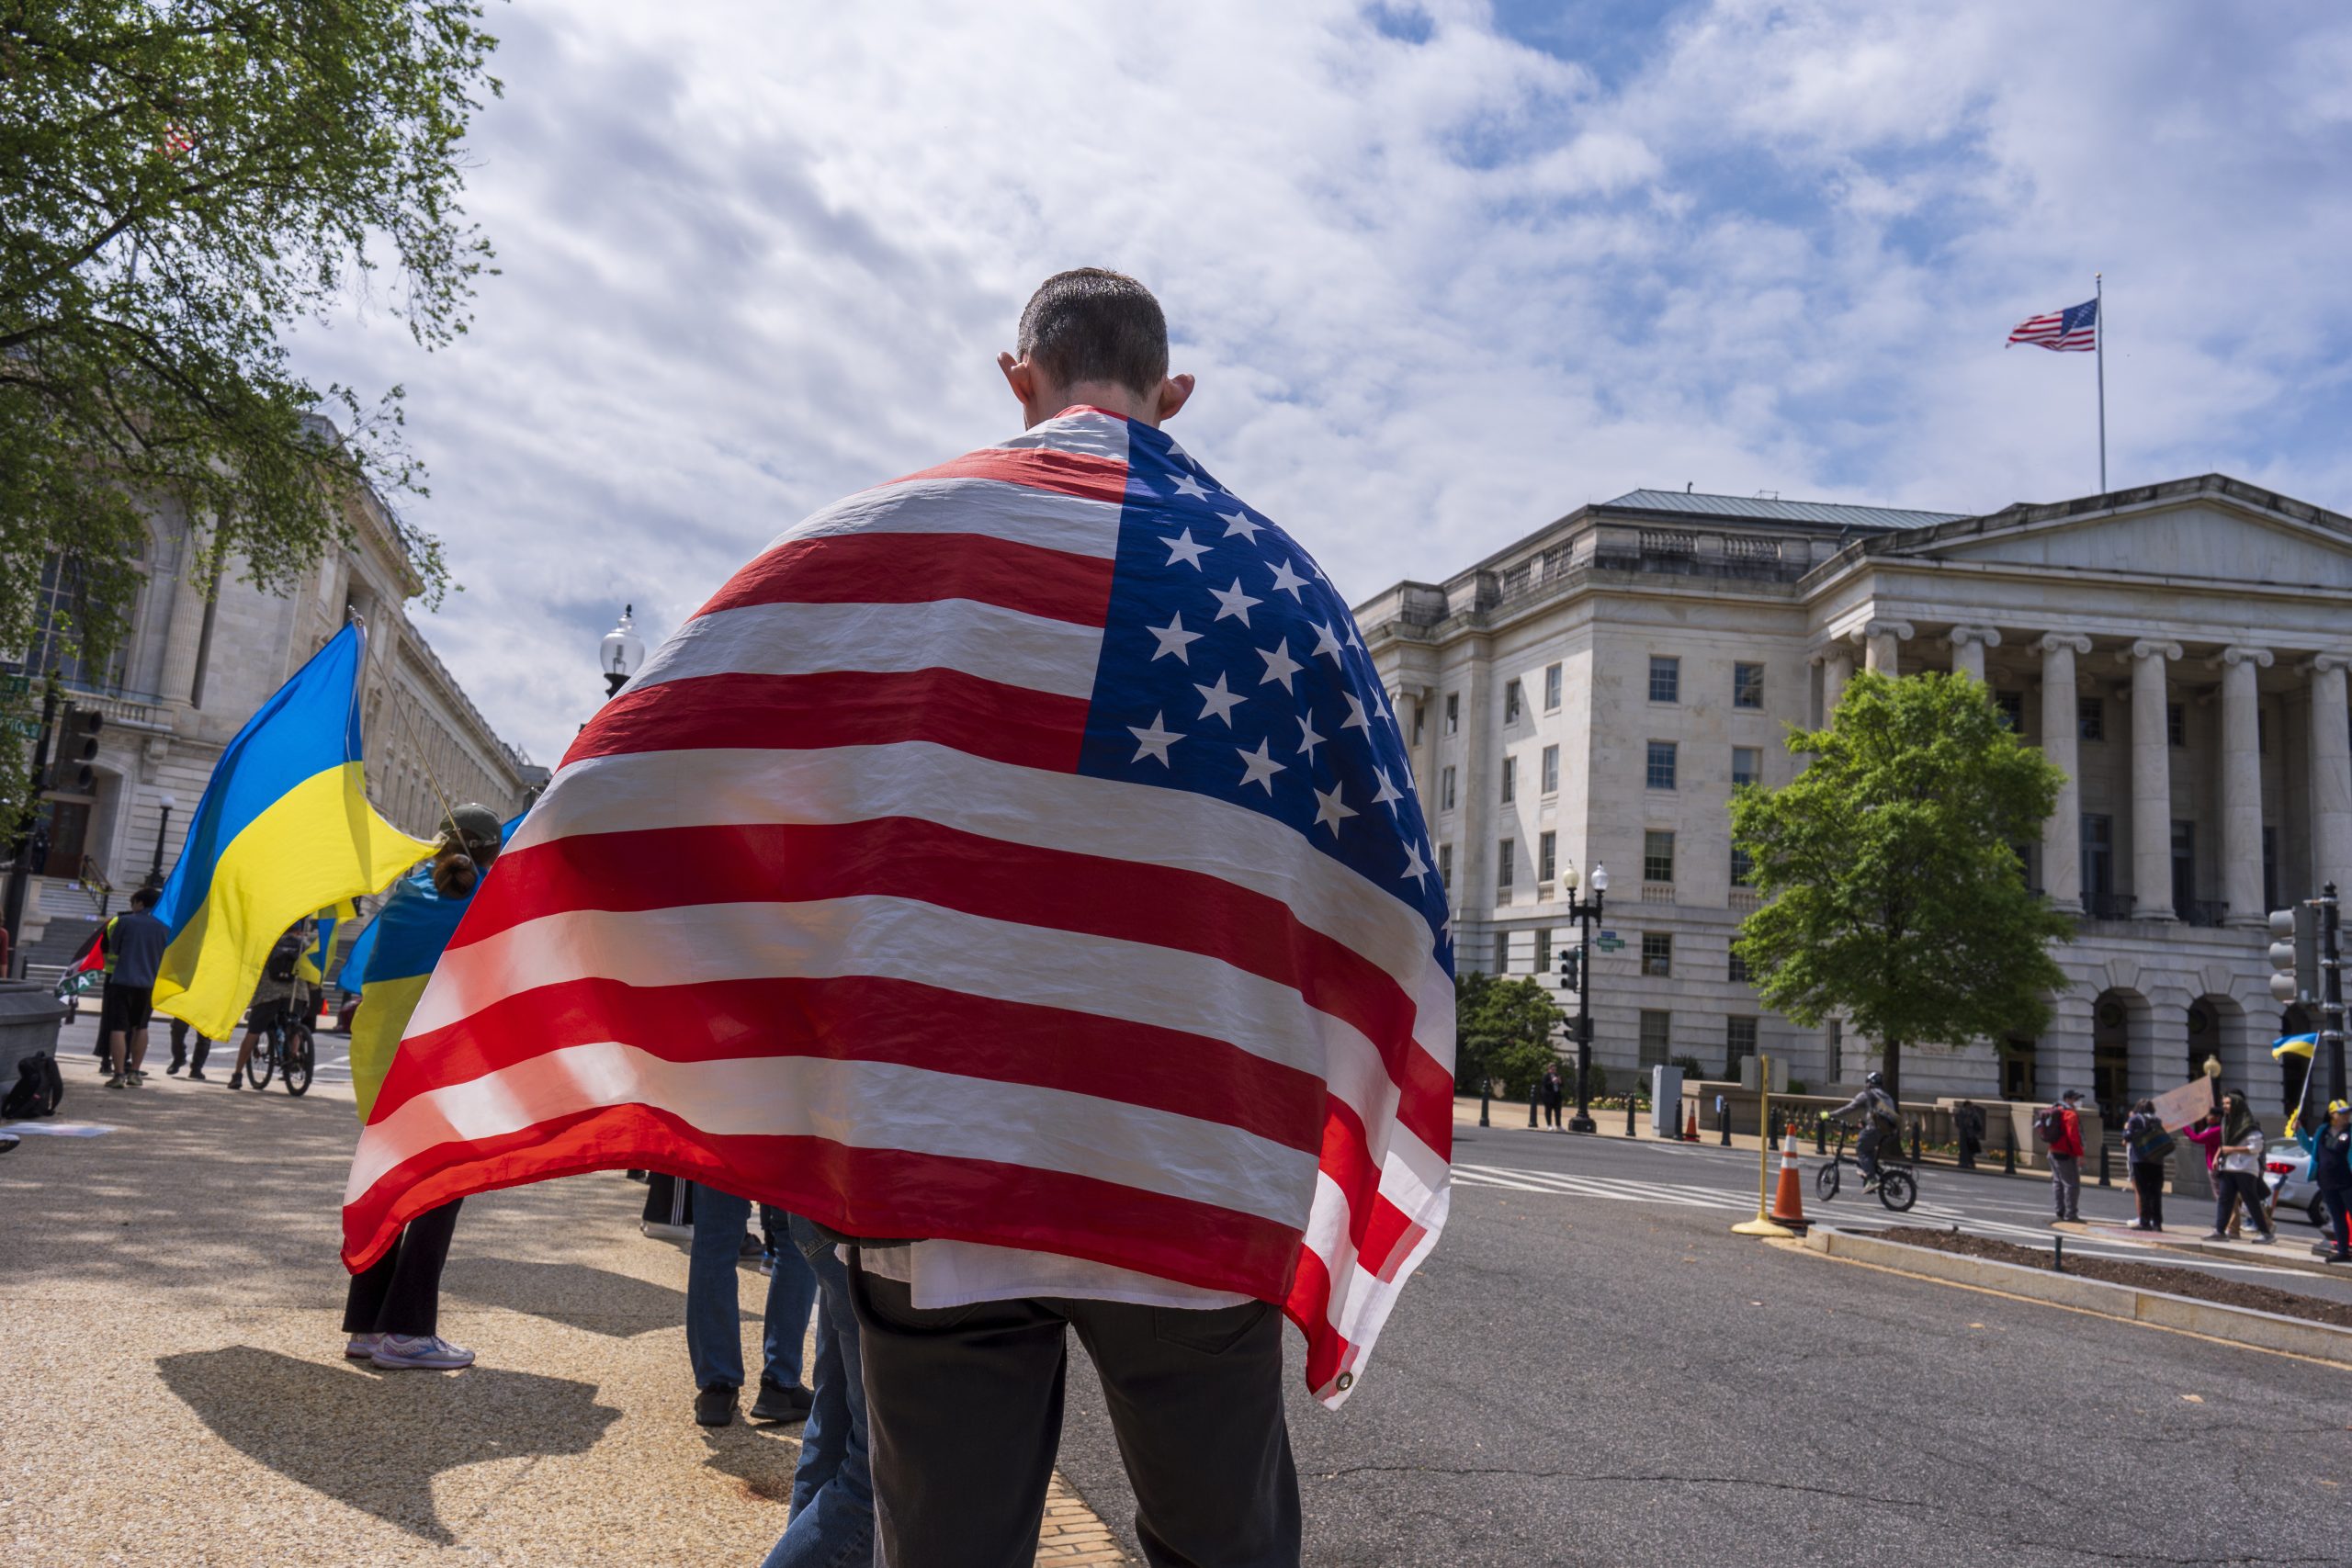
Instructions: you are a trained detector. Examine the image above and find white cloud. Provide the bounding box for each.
[289,0,2352,763]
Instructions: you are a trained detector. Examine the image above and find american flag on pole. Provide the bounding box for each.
[342,407,1456,1404]
[2007,297,2098,351]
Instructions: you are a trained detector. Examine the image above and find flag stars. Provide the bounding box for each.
[1218,511,1262,544]
[1168,470,1213,502]
[1161,528,1211,570]
[1296,711,1326,761]
[1313,783,1357,836]
[1341,692,1372,731]
[1371,766,1404,809]
[1147,613,1203,663]
[1266,558,1308,600]
[1401,840,1431,887]
[1237,739,1285,794]
[1309,622,1345,663]
[1257,637,1303,693]
[1208,579,1261,627]
[1193,671,1245,727]
[1127,712,1182,766]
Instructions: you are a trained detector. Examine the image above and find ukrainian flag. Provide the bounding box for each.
[345,810,520,1120]
[152,623,435,1040]
[300,899,358,986]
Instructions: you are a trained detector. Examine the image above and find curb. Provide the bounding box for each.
[2079,1225,2352,1281]
[1802,1226,2352,1366]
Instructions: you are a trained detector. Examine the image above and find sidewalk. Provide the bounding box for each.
[0,1018,1128,1566]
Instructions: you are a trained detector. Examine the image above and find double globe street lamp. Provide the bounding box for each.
[1556,859,1609,1134]
[600,605,645,700]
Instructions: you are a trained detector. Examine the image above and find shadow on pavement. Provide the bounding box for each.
[440,1258,688,1337]
[156,1346,621,1542]
[698,1422,803,1507]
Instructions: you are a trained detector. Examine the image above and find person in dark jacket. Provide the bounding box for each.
[1541,1065,1564,1130]
[2120,1099,2168,1232]
[2298,1098,2352,1264]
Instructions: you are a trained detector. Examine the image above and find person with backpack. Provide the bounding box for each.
[1830,1072,1901,1191]
[98,887,170,1089]
[226,923,310,1091]
[3,1051,65,1119]
[2202,1089,2278,1246]
[2035,1089,2087,1223]
[2296,1098,2352,1264]
[2120,1098,2174,1232]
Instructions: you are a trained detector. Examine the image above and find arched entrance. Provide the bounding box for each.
[2091,990,2144,1122]
[2188,993,2253,1110]
[1999,1033,2038,1102]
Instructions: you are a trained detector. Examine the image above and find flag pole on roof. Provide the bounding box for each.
[2095,273,2107,493]
[2004,281,2107,492]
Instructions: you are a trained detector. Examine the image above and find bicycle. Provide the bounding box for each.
[1814,1121,1917,1212]
[246,1010,316,1097]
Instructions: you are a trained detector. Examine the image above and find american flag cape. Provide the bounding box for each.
[341,407,1456,1404]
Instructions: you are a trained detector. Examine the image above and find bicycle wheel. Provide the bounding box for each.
[1815,1162,1841,1201]
[282,1026,314,1097]
[249,1032,275,1089]
[1876,1168,1917,1213]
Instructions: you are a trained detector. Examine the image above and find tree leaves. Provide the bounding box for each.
[1454,970,1564,1097]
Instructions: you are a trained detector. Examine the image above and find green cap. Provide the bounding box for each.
[446,803,503,851]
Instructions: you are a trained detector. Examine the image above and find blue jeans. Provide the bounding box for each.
[686,1185,816,1391]
[761,1215,873,1568]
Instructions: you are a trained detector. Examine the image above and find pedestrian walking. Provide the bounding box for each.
[164,1016,214,1079]
[2037,1089,2087,1222]
[2120,1098,2172,1232]
[96,888,168,1089]
[1542,1065,1565,1130]
[2299,1099,2352,1264]
[1953,1100,1985,1171]
[758,1214,875,1568]
[2202,1090,2277,1245]
[685,1184,816,1427]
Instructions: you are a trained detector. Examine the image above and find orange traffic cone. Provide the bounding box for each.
[1683,1103,1700,1142]
[1769,1131,1808,1229]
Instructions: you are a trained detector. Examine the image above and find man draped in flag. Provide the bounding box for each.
[344,269,1454,1565]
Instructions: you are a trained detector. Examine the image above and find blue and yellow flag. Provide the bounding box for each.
[346,811,522,1119]
[300,899,357,986]
[153,623,436,1039]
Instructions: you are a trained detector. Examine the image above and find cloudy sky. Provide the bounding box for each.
[291,0,2352,767]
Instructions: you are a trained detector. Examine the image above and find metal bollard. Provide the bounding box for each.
[1626,1094,1637,1137]
[2098,1138,2112,1188]
[1815,1115,1826,1156]
[1719,1102,1732,1146]
[2004,1117,2018,1175]
[1910,1120,1923,1165]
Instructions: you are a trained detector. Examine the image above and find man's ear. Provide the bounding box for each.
[999,352,1037,410]
[1156,372,1195,424]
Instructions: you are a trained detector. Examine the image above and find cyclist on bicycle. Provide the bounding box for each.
[227,923,311,1091]
[1830,1072,1901,1191]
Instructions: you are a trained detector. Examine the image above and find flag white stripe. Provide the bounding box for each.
[395,895,1450,1197]
[346,1043,1317,1224]
[629,599,1104,702]
[762,476,1125,561]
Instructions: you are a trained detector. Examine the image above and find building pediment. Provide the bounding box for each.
[1882,477,2352,592]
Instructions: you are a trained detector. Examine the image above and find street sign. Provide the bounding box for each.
[0,674,28,696]
[5,716,39,740]
[1595,931,1624,952]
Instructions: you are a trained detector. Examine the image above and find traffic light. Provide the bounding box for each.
[2269,905,2318,1006]
[1556,944,1581,992]
[43,705,103,795]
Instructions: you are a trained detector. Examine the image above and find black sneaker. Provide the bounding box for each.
[187,1070,208,1081]
[166,1062,184,1076]
[749,1377,813,1424]
[694,1383,739,1427]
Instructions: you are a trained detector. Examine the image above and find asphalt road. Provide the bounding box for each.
[1054,1127,2352,1567]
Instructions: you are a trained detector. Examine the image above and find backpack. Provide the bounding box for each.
[4,1052,63,1120]
[264,935,303,985]
[2031,1106,2062,1147]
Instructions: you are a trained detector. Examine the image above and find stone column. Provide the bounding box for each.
[2130,640,2182,920]
[1862,619,1913,675]
[1947,626,2000,682]
[2306,655,2352,897]
[2212,646,2273,926]
[1822,647,1855,716]
[2039,635,2092,912]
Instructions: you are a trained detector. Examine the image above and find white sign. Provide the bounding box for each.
[2150,1077,2216,1132]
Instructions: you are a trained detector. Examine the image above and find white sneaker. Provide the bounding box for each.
[640,1221,694,1243]
[345,1333,382,1360]
[370,1334,476,1371]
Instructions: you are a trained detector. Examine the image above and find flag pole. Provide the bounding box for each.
[2095,272,2107,493]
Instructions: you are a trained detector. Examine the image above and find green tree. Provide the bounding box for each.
[1453,970,1563,1099]
[0,0,501,826]
[1730,669,2074,1103]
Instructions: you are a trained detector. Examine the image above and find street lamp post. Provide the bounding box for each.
[146,792,176,886]
[1561,859,1608,1134]
[600,605,645,700]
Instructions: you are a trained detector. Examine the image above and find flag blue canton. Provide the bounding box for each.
[2060,299,2098,335]
[1073,423,1452,967]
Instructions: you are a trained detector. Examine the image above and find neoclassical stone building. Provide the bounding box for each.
[1354,474,2352,1113]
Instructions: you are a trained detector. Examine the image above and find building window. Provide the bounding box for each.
[1733,662,1764,710]
[1644,829,1676,885]
[1445,692,1459,734]
[1726,1016,1758,1075]
[1538,830,1557,883]
[2166,702,2185,748]
[1995,690,2024,731]
[1412,704,1425,746]
[1645,740,1678,790]
[1438,843,1453,890]
[1541,743,1560,795]
[1441,766,1457,811]
[1544,662,1562,711]
[1494,931,1510,974]
[1729,946,1751,984]
[2264,826,2278,912]
[1500,756,1516,804]
[2077,695,2104,742]
[1649,656,1680,704]
[1826,1020,1843,1083]
[1639,1010,1671,1068]
[1504,678,1523,725]
[1498,838,1515,897]
[1533,928,1552,975]
[1731,846,1753,887]
[2171,820,2195,917]
[1732,746,1761,787]
[1641,931,1672,977]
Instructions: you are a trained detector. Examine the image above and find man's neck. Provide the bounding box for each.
[1031,381,1157,428]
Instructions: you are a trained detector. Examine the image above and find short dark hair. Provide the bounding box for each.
[131,886,160,910]
[1016,269,1168,399]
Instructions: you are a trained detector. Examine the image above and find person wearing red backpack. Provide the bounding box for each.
[2037,1089,2087,1223]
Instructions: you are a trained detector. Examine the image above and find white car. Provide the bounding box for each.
[2265,1145,2324,1228]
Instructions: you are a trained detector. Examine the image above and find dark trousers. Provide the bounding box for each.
[2323,1189,2351,1257]
[2212,1170,2272,1237]
[168,1018,210,1073]
[2129,1160,2165,1228]
[1857,1125,1885,1180]
[344,1200,463,1337]
[1544,1096,1563,1129]
[642,1172,693,1228]
[848,1260,1300,1568]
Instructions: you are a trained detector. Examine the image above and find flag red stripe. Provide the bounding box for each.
[562,671,1088,774]
[1283,1245,1347,1392]
[698,532,1114,628]
[369,972,1329,1152]
[343,1102,1301,1295]
[883,446,1132,505]
[451,818,1453,1151]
